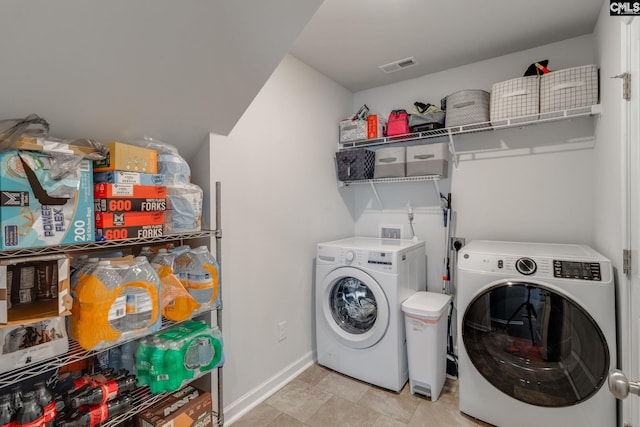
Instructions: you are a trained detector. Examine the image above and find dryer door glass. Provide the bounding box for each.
[462,282,609,407]
[329,277,377,334]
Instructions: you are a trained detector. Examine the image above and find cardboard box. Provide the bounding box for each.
[0,317,68,373]
[137,386,212,427]
[15,136,99,157]
[93,141,158,173]
[94,183,167,199]
[94,198,167,213]
[95,211,165,228]
[0,151,94,250]
[367,114,386,139]
[0,254,72,325]
[96,224,164,241]
[93,171,166,186]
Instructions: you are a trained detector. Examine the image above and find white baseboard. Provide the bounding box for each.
[224,352,315,425]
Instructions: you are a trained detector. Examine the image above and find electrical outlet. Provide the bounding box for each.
[451,237,466,250]
[380,224,403,239]
[277,321,287,342]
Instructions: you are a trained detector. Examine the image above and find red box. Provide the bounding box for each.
[94,183,167,199]
[96,224,164,241]
[367,115,386,139]
[95,211,165,228]
[94,198,167,213]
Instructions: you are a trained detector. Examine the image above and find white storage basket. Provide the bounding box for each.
[540,65,598,114]
[490,76,539,124]
[445,90,490,128]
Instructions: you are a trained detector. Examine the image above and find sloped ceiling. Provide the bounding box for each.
[0,0,323,161]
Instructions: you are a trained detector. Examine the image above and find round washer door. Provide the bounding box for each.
[462,281,609,407]
[321,267,390,349]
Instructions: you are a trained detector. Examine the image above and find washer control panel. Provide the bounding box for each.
[367,251,393,266]
[553,260,601,281]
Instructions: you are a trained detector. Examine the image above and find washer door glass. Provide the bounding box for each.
[330,277,377,334]
[462,282,609,407]
[320,267,390,349]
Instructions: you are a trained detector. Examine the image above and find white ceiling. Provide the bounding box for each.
[290,0,605,93]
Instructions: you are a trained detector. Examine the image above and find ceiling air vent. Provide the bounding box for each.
[379,56,417,74]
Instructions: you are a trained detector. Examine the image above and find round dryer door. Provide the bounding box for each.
[462,281,609,408]
[321,267,390,349]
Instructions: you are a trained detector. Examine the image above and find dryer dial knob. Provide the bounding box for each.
[516,257,537,275]
[345,251,355,262]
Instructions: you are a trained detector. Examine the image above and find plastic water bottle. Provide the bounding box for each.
[186,246,219,305]
[148,340,169,394]
[94,260,126,332]
[121,258,159,331]
[138,246,154,259]
[171,245,192,288]
[151,249,176,271]
[120,340,138,375]
[70,254,89,277]
[135,336,160,387]
[70,257,100,291]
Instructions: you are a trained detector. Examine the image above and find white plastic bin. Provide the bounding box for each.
[402,291,451,401]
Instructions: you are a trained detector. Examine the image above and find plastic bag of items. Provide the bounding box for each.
[0,113,107,179]
[137,137,203,234]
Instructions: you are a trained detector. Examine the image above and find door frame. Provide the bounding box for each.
[622,15,639,427]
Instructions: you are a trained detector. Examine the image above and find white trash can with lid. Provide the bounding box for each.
[402,291,451,401]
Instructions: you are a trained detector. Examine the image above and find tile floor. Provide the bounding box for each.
[231,364,492,426]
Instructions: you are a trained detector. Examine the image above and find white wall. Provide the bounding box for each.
[209,55,355,422]
[352,35,598,289]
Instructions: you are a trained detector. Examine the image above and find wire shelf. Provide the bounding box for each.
[338,105,601,150]
[341,175,440,186]
[100,385,220,427]
[0,310,219,388]
[0,230,214,259]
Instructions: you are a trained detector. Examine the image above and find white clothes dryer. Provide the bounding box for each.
[456,240,616,427]
[315,237,426,392]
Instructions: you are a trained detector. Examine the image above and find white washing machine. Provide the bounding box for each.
[456,240,616,427]
[315,237,426,391]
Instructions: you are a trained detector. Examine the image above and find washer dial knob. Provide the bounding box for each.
[345,251,355,263]
[515,257,537,275]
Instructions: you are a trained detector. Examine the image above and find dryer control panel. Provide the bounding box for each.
[553,260,601,281]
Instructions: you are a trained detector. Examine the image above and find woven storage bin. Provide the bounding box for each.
[490,76,539,124]
[540,64,598,113]
[335,149,374,181]
[339,119,367,143]
[445,90,490,128]
[374,147,406,178]
[406,144,448,178]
